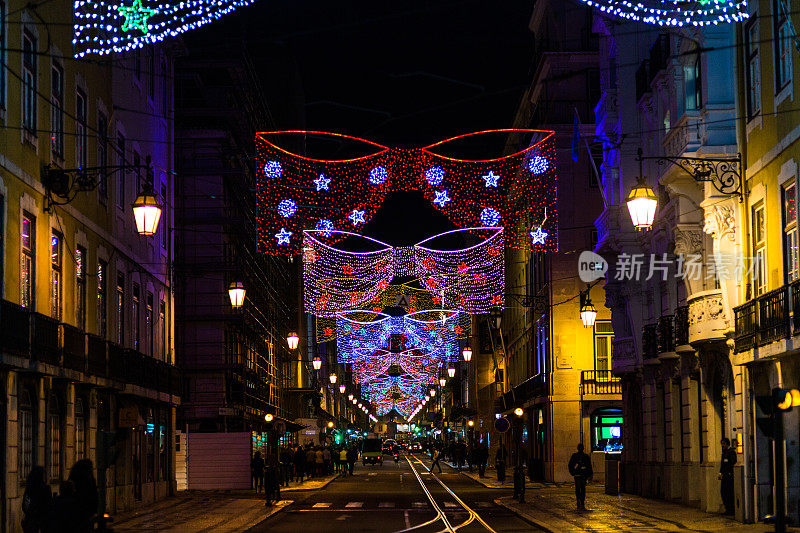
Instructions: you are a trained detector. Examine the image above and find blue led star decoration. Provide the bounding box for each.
[480,208,501,226]
[528,155,549,175]
[117,0,158,34]
[315,219,334,237]
[349,209,366,226]
[264,161,282,178]
[275,228,292,245]
[277,199,297,218]
[314,174,331,191]
[530,227,548,245]
[369,166,388,185]
[425,166,445,186]
[482,171,500,188]
[433,190,451,208]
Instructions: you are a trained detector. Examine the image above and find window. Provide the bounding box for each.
[22,30,37,134]
[116,274,125,345]
[50,232,62,321]
[745,18,761,118]
[683,54,701,111]
[160,183,167,249]
[21,213,34,309]
[116,134,126,208]
[132,283,140,350]
[75,397,86,460]
[753,202,767,296]
[590,408,623,452]
[159,300,166,360]
[97,260,107,337]
[51,63,64,158]
[784,183,798,283]
[774,0,792,90]
[76,247,86,330]
[534,320,548,376]
[76,89,87,169]
[158,410,168,481]
[97,112,108,200]
[19,390,34,481]
[593,320,614,371]
[146,291,153,356]
[47,395,61,482]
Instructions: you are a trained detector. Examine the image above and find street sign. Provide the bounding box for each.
[495,416,511,433]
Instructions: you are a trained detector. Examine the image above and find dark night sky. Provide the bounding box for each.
[187,0,536,243]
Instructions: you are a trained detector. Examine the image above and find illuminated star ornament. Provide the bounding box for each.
[275,228,292,245]
[314,174,331,191]
[433,190,451,207]
[578,0,747,26]
[482,171,500,188]
[349,209,366,226]
[117,0,158,34]
[530,227,548,245]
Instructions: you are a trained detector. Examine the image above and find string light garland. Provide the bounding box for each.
[255,129,558,256]
[302,228,505,316]
[581,0,748,26]
[73,0,258,57]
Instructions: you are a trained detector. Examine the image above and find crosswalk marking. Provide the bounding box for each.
[345,502,363,508]
[412,502,428,508]
[379,502,395,508]
[368,472,377,476]
[312,502,331,508]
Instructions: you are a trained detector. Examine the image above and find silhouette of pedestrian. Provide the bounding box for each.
[430,448,443,473]
[48,480,80,533]
[251,452,265,492]
[68,459,98,532]
[568,443,593,511]
[21,466,52,533]
[720,438,737,515]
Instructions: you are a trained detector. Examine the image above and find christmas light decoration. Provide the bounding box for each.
[277,199,297,218]
[530,227,548,245]
[275,228,292,245]
[255,130,558,256]
[73,0,260,57]
[303,228,504,316]
[580,0,748,27]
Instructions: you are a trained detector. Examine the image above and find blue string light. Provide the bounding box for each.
[482,171,500,188]
[528,155,549,175]
[349,209,366,226]
[315,219,334,237]
[314,174,331,191]
[263,161,282,178]
[530,227,548,245]
[433,190,451,207]
[275,228,292,245]
[580,0,748,27]
[425,166,445,186]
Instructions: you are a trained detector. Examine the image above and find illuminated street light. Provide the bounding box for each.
[228,282,245,309]
[286,331,299,350]
[467,420,474,427]
[439,377,446,387]
[580,298,597,328]
[514,407,524,417]
[312,357,322,371]
[462,347,472,362]
[626,169,658,231]
[265,413,273,422]
[329,373,337,384]
[348,394,354,401]
[429,389,436,397]
[327,421,334,429]
[339,384,346,394]
[448,366,456,378]
[132,186,162,236]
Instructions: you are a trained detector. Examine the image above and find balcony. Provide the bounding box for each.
[108,342,125,380]
[0,300,31,357]
[642,323,658,361]
[580,370,621,396]
[31,313,60,365]
[688,289,729,344]
[87,335,107,376]
[62,324,86,372]
[657,315,675,355]
[734,282,795,353]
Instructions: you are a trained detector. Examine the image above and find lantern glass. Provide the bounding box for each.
[228,282,245,309]
[462,347,472,362]
[626,180,658,230]
[132,189,163,236]
[429,389,436,397]
[339,384,346,394]
[312,357,322,370]
[580,301,598,328]
[329,373,337,384]
[447,366,456,378]
[348,394,354,400]
[286,331,299,350]
[439,377,446,387]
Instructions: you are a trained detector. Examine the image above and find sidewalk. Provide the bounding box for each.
[494,484,778,532]
[460,468,567,490]
[281,473,337,491]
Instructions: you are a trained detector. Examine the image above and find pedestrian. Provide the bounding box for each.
[430,447,443,473]
[264,453,279,507]
[305,446,316,479]
[68,459,98,533]
[495,444,507,483]
[567,443,593,511]
[279,447,292,487]
[720,437,737,515]
[47,480,80,533]
[251,451,264,492]
[315,447,324,476]
[346,445,358,476]
[323,446,332,475]
[477,440,489,478]
[21,466,52,533]
[339,447,349,477]
[293,445,306,483]
[455,441,465,470]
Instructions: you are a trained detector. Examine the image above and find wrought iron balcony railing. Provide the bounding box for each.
[657,315,675,354]
[674,305,689,347]
[580,370,621,395]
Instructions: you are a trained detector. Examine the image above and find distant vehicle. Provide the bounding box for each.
[382,439,396,454]
[362,438,383,465]
[408,441,422,451]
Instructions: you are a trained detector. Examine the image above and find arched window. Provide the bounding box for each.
[75,397,86,460]
[19,389,35,481]
[590,408,623,452]
[47,394,62,482]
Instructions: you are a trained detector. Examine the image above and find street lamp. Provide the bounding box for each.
[448,365,456,378]
[327,421,334,429]
[329,372,337,384]
[626,157,658,231]
[580,297,597,328]
[132,186,162,236]
[339,384,346,394]
[490,308,502,329]
[429,389,436,397]
[462,347,472,362]
[312,356,322,371]
[467,420,474,428]
[286,331,299,350]
[439,377,446,387]
[514,407,524,417]
[228,282,245,309]
[348,394,354,401]
[265,413,273,422]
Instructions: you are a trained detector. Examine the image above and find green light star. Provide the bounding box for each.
[117,0,159,34]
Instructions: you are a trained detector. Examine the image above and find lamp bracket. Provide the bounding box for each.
[636,153,742,201]
[42,161,153,212]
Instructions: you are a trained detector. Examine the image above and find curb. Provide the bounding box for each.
[280,475,338,492]
[493,498,557,533]
[459,471,510,489]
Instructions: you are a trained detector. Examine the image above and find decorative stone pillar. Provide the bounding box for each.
[702,197,739,333]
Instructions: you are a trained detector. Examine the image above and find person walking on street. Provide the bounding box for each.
[48,480,80,533]
[477,440,489,478]
[346,445,358,476]
[496,444,508,483]
[430,447,443,473]
[305,446,316,479]
[315,447,324,476]
[68,459,99,533]
[251,452,265,492]
[339,447,349,477]
[323,447,332,475]
[720,437,737,515]
[21,466,52,533]
[293,445,306,483]
[568,443,593,511]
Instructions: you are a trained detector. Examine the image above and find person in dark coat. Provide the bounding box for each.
[21,466,52,533]
[293,445,306,483]
[67,459,98,532]
[305,446,316,479]
[567,443,593,511]
[720,437,737,515]
[48,480,80,533]
[346,445,358,476]
[477,441,489,478]
[251,452,265,492]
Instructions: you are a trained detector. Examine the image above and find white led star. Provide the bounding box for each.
[530,227,548,245]
[482,170,500,187]
[314,174,331,191]
[433,190,451,207]
[349,209,366,226]
[275,227,292,245]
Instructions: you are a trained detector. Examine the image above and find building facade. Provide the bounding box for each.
[0,0,179,530]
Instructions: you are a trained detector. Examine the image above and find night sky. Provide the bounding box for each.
[186,0,536,243]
